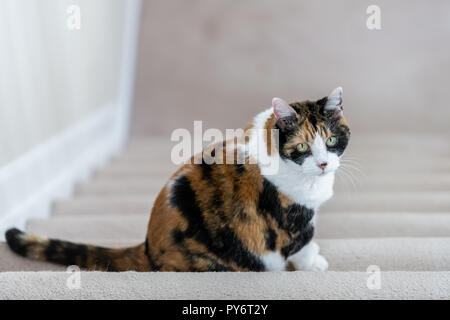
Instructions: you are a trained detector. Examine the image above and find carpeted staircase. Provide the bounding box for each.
[1,134,449,299]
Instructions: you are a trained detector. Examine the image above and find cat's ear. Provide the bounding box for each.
[325,87,343,115]
[272,97,298,131]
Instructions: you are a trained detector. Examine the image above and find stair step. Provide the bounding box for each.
[74,175,450,197]
[4,238,450,272]
[27,215,149,241]
[334,174,450,192]
[93,164,450,178]
[99,162,180,173]
[1,271,449,299]
[321,192,450,212]
[26,213,450,241]
[54,192,450,216]
[87,168,450,181]
[74,181,164,196]
[92,167,172,179]
[2,237,449,272]
[316,212,450,238]
[319,238,450,271]
[52,198,153,216]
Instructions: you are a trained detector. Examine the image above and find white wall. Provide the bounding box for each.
[0,0,142,238]
[0,0,128,167]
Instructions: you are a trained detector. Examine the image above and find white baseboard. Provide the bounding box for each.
[0,104,123,240]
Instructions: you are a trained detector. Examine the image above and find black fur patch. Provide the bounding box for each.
[258,179,283,227]
[281,224,314,258]
[172,229,185,244]
[235,164,245,175]
[326,123,350,156]
[281,204,315,257]
[308,114,318,131]
[285,204,315,233]
[258,179,315,258]
[5,228,27,256]
[265,228,277,251]
[199,161,213,180]
[44,240,88,267]
[276,122,311,166]
[275,115,298,133]
[289,148,312,166]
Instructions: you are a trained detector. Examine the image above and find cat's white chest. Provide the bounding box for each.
[301,175,334,209]
[265,164,335,210]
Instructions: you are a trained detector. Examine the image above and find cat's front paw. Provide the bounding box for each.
[288,241,329,271]
[310,254,329,271]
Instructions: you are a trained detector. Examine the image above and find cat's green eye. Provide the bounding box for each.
[296,143,309,152]
[326,136,337,147]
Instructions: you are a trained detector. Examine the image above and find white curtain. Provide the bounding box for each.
[0,0,129,167]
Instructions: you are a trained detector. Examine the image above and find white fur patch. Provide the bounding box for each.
[288,241,329,271]
[260,251,286,271]
[310,133,327,164]
[266,159,334,210]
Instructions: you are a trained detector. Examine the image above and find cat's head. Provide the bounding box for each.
[272,87,350,176]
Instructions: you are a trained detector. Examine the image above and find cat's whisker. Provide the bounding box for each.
[340,158,362,166]
[339,164,363,191]
[340,163,362,181]
[335,169,350,191]
[340,158,363,170]
[337,166,358,192]
[337,166,355,191]
[339,161,366,179]
[340,157,364,166]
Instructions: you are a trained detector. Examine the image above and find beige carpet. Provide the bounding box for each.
[0,134,449,299]
[1,271,449,300]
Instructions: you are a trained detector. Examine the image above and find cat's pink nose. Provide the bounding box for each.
[317,162,328,170]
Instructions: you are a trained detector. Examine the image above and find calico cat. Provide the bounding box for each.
[5,87,350,272]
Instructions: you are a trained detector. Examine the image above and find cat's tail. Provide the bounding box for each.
[5,228,151,271]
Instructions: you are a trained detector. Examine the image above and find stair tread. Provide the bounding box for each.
[25,212,450,240]
[75,174,450,197]
[0,240,141,272]
[52,197,153,216]
[2,238,450,272]
[93,166,450,176]
[1,271,449,299]
[52,192,450,216]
